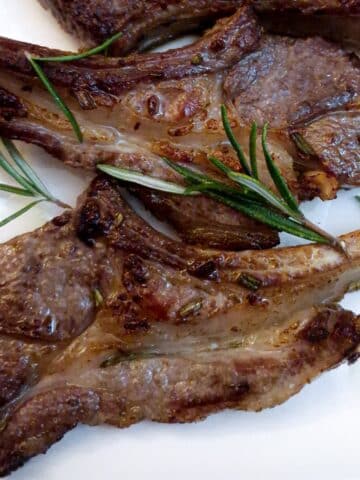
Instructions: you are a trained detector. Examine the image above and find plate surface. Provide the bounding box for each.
[1,2,360,479]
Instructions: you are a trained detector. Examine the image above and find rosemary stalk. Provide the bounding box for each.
[25,32,122,143]
[0,139,69,225]
[98,105,343,251]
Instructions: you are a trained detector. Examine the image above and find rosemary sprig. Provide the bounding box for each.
[97,105,344,251]
[0,200,44,227]
[97,164,192,195]
[0,139,69,226]
[2,138,54,199]
[25,53,83,143]
[25,33,122,143]
[261,123,301,215]
[221,105,251,176]
[33,32,123,62]
[249,121,258,179]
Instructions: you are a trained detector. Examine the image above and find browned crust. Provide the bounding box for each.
[0,177,360,474]
[0,6,260,106]
[39,0,243,55]
[0,306,358,476]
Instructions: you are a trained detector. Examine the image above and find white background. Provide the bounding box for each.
[1,2,360,479]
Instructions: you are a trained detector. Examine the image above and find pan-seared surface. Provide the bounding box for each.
[255,0,360,13]
[39,0,243,55]
[39,0,360,54]
[0,23,357,185]
[0,176,359,475]
[0,11,359,247]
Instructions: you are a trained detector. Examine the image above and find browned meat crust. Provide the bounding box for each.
[254,0,360,13]
[224,36,360,128]
[39,0,243,55]
[0,176,359,475]
[39,0,360,55]
[0,6,260,102]
[0,13,358,247]
[130,187,280,250]
[291,110,360,185]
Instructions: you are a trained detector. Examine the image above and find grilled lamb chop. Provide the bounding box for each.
[38,0,243,55]
[0,10,359,244]
[256,1,360,48]
[39,0,360,54]
[0,175,360,476]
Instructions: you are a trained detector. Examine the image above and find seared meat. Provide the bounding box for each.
[0,11,359,245]
[39,0,360,54]
[254,0,360,13]
[130,187,280,250]
[39,0,243,55]
[224,36,360,129]
[291,110,360,185]
[0,175,359,476]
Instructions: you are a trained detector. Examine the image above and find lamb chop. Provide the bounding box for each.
[38,0,243,55]
[0,175,359,476]
[256,1,360,49]
[38,0,360,54]
[0,8,359,246]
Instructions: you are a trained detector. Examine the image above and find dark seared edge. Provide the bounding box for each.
[39,0,244,55]
[130,186,280,250]
[0,177,360,474]
[39,0,360,55]
[0,6,260,104]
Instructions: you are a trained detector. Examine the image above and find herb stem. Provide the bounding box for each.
[221,105,251,176]
[25,52,83,142]
[33,32,123,62]
[249,121,258,179]
[0,199,45,227]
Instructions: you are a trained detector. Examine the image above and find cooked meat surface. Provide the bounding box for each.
[254,0,360,13]
[130,187,280,250]
[39,0,360,54]
[291,110,360,185]
[0,175,359,476]
[0,10,359,246]
[39,0,243,55]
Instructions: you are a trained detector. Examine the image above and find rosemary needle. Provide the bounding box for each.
[221,105,251,176]
[0,200,44,227]
[33,32,123,62]
[0,139,69,226]
[97,164,193,195]
[25,32,123,143]
[98,106,343,251]
[249,121,258,179]
[25,52,83,143]
[261,123,301,215]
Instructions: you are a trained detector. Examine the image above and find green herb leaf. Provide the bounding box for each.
[221,105,251,176]
[0,183,34,197]
[355,195,360,203]
[163,157,212,184]
[204,190,329,244]
[249,121,258,179]
[208,156,295,217]
[291,132,316,156]
[25,53,83,142]
[2,138,53,199]
[93,288,104,307]
[261,123,301,215]
[0,200,44,227]
[237,273,262,291]
[0,150,38,194]
[97,164,193,195]
[33,32,123,62]
[165,157,257,201]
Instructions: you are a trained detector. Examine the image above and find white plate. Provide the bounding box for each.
[1,2,360,479]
